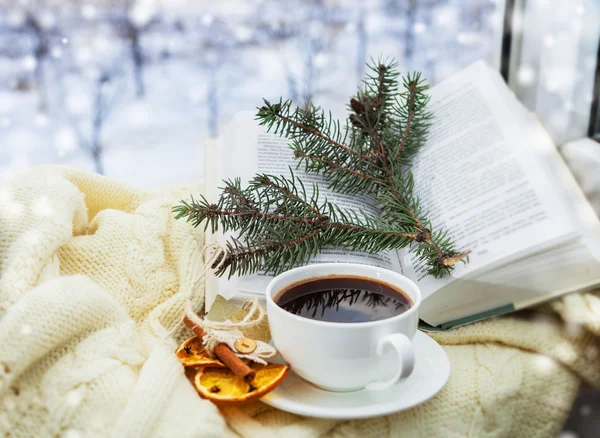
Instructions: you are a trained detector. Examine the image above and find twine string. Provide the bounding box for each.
[166,241,276,365]
[165,241,227,340]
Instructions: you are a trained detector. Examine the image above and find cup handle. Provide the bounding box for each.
[366,333,415,391]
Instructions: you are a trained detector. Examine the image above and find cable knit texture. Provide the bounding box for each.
[1,166,599,438]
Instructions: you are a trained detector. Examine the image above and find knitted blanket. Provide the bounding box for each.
[1,166,600,438]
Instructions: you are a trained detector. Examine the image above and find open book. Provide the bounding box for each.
[203,60,600,330]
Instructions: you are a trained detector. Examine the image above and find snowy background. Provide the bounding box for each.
[0,0,504,187]
[1,1,599,435]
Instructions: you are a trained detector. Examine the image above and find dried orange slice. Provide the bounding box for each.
[193,362,289,405]
[175,336,225,368]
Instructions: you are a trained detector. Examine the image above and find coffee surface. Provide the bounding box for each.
[275,275,412,323]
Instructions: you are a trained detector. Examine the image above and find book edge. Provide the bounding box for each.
[421,281,600,331]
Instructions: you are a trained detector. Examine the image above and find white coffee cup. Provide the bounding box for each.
[266,263,421,392]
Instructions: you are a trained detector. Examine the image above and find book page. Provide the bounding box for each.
[401,61,577,298]
[530,133,600,263]
[213,112,401,300]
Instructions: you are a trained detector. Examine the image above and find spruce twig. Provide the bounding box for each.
[174,58,469,278]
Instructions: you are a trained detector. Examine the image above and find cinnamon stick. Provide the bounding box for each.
[183,316,255,382]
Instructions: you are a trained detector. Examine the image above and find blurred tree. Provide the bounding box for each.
[64,70,123,175]
[253,0,301,101]
[112,0,159,98]
[2,3,62,112]
[59,11,128,174]
[382,0,446,78]
[355,1,368,80]
[196,16,249,137]
[384,0,418,66]
[254,0,347,104]
[200,47,226,138]
[0,16,31,92]
[298,1,348,104]
[76,72,111,174]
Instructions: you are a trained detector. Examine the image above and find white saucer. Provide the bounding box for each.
[261,331,450,419]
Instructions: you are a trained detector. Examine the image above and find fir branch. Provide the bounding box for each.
[258,101,375,163]
[253,59,468,276]
[175,173,432,277]
[174,58,468,278]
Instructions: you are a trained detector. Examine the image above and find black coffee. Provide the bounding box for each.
[274,275,412,323]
